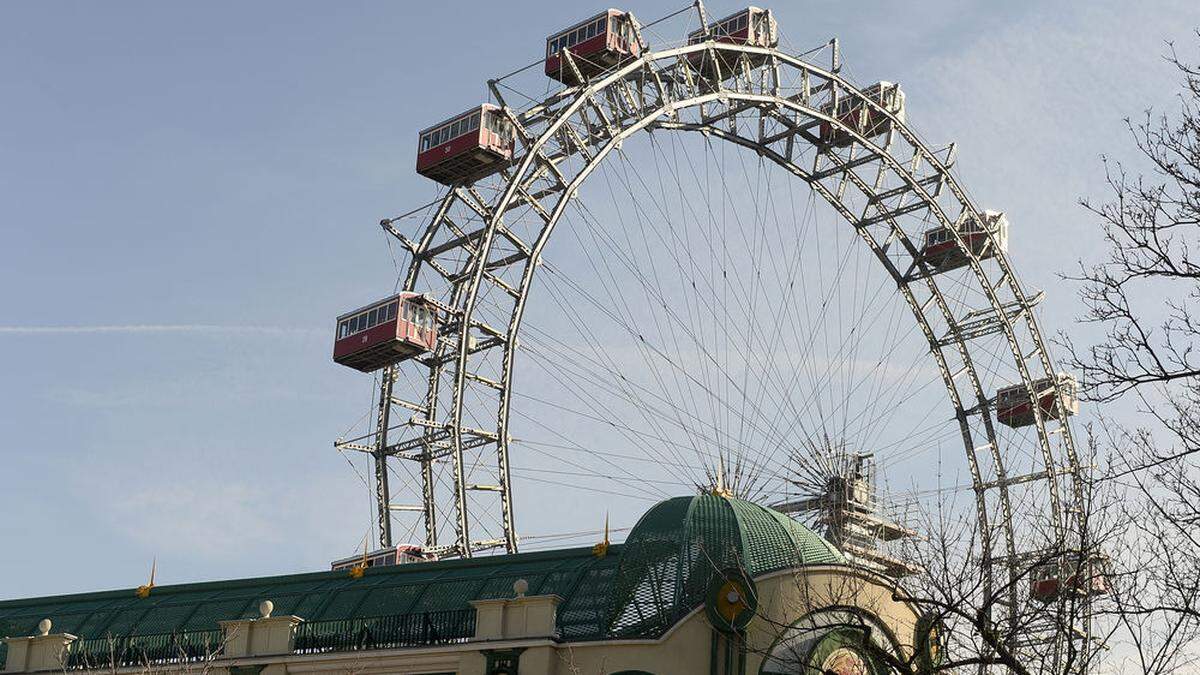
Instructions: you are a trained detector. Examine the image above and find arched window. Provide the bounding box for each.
[759,609,899,675]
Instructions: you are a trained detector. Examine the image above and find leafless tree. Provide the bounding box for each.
[874,437,1125,675]
[1059,32,1200,674]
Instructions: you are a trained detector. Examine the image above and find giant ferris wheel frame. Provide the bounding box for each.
[335,4,1088,666]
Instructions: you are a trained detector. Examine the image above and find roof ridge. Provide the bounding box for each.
[0,544,622,609]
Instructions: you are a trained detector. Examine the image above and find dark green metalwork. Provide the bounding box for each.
[711,627,720,675]
[607,494,841,638]
[803,627,887,675]
[914,611,947,671]
[0,544,620,645]
[0,494,844,650]
[705,568,758,634]
[64,629,222,671]
[292,609,475,653]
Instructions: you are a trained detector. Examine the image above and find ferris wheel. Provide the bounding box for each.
[331,2,1094,668]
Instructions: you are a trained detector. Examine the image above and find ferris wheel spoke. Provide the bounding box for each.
[566,168,722,455]
[609,140,916,487]
[521,333,754,468]
[536,260,718,472]
[518,346,724,482]
[335,30,1090,661]
[511,420,684,499]
[648,131,916,475]
[524,284,796,480]
[550,203,806,462]
[527,275,730,475]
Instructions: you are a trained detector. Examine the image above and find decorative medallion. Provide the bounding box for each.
[705,567,758,633]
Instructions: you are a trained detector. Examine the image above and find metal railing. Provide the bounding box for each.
[65,629,223,670]
[292,608,476,654]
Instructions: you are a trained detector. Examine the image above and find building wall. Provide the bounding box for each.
[538,565,918,675]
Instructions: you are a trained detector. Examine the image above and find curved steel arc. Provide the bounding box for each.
[377,38,1083,663]
[658,117,1015,593]
[490,86,1023,621]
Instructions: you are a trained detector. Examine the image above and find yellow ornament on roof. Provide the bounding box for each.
[135,558,156,599]
[592,513,611,558]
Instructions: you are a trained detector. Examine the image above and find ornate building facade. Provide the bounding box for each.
[1,494,933,674]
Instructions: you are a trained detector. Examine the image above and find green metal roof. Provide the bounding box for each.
[607,493,842,637]
[0,494,842,649]
[0,544,622,645]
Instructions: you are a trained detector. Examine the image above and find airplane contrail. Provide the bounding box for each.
[0,324,323,335]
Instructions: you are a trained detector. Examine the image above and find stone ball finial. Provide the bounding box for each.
[259,600,274,619]
[37,619,51,636]
[513,578,529,597]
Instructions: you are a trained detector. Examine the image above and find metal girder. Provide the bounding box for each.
[384,432,492,461]
[371,368,395,548]
[981,470,1052,491]
[938,293,1046,347]
[423,226,489,259]
[857,200,930,228]
[354,37,1088,669]
[811,151,884,181]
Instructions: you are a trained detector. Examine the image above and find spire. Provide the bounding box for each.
[592,512,611,558]
[710,455,733,498]
[135,558,156,599]
[349,535,369,579]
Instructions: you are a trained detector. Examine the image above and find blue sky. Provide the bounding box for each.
[1,0,1197,599]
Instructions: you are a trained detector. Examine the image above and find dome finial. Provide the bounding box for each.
[708,455,733,498]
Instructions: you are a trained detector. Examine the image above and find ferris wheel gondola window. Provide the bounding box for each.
[416,104,515,185]
[359,18,1089,660]
[685,8,777,79]
[544,10,643,85]
[819,81,906,148]
[333,293,438,373]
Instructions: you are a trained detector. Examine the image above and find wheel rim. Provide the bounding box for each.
[350,38,1085,665]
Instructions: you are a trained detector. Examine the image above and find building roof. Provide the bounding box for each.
[0,544,622,647]
[0,494,842,650]
[607,493,843,637]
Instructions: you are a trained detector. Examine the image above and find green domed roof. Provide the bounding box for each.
[607,493,842,637]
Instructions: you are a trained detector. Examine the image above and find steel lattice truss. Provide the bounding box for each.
[336,23,1089,669]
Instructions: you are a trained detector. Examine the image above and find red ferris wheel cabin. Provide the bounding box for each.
[920,210,1009,274]
[329,544,433,571]
[995,372,1080,429]
[1030,554,1109,603]
[416,104,515,186]
[333,293,437,373]
[545,9,642,85]
[819,81,907,148]
[686,7,778,77]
